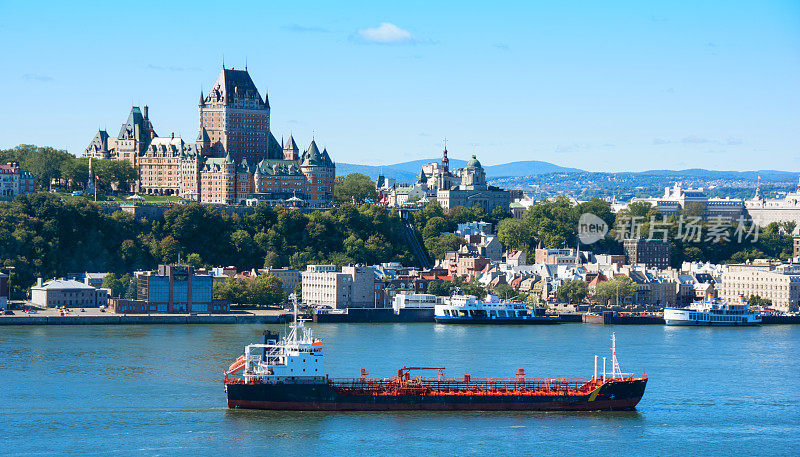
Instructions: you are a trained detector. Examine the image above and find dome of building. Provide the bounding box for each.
[466,155,482,170]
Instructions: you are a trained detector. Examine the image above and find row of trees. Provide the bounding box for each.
[212,274,286,307]
[412,201,512,260]
[0,192,415,292]
[556,277,638,305]
[1,145,137,193]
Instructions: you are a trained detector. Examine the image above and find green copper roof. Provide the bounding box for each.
[301,140,326,166]
[466,155,482,170]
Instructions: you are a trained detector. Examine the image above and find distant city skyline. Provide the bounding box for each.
[0,0,798,172]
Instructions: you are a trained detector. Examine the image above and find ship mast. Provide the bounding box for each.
[610,332,622,378]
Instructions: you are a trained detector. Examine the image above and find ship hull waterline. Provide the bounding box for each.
[433,317,561,325]
[226,378,646,411]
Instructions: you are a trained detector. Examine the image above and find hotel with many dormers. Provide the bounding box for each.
[84,67,334,206]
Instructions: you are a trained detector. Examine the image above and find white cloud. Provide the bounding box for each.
[358,23,415,44]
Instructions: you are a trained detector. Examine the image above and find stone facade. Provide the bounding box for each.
[623,238,671,269]
[381,148,510,213]
[301,265,376,309]
[436,155,510,213]
[719,263,800,312]
[30,279,110,308]
[745,180,800,235]
[0,162,35,198]
[84,68,334,206]
[628,183,745,220]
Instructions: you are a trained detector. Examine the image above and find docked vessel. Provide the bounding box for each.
[664,299,761,326]
[434,294,560,325]
[224,298,646,411]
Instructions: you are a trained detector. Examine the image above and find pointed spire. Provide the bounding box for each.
[199,90,205,106]
[417,168,428,184]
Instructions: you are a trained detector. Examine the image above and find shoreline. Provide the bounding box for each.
[0,310,290,326]
[2,308,798,326]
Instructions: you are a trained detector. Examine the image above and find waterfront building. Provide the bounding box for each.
[0,162,35,198]
[0,272,7,309]
[719,262,800,312]
[301,265,377,309]
[30,278,110,308]
[623,238,671,269]
[135,264,215,313]
[84,67,334,206]
[627,269,677,307]
[392,292,439,313]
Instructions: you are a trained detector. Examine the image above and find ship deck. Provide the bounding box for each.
[226,375,645,397]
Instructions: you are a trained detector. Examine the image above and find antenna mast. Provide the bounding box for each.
[611,332,622,378]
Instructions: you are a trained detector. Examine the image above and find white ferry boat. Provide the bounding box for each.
[663,299,761,326]
[434,294,559,325]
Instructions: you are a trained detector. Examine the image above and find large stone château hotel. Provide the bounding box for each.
[84,67,334,206]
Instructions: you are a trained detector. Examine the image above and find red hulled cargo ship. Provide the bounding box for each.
[224,301,647,411]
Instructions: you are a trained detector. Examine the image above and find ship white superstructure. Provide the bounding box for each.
[664,299,761,326]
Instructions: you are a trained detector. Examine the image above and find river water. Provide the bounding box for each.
[1,323,798,456]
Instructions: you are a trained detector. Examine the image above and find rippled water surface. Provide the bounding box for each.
[1,323,798,456]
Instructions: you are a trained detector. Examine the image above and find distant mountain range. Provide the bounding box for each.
[336,158,583,183]
[636,169,798,182]
[336,158,797,184]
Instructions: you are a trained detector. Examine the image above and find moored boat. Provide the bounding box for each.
[664,298,761,326]
[434,294,560,325]
[223,297,647,411]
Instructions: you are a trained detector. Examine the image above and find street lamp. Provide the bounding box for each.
[5,266,15,310]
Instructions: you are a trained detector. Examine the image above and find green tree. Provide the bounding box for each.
[252,273,285,306]
[124,278,138,299]
[780,221,797,235]
[334,173,377,204]
[556,279,588,304]
[186,253,203,268]
[492,283,516,300]
[424,234,465,261]
[593,276,637,305]
[422,216,451,240]
[427,280,450,296]
[523,196,576,248]
[101,273,134,298]
[497,217,533,252]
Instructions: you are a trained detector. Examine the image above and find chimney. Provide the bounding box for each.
[143,105,149,119]
[36,277,42,287]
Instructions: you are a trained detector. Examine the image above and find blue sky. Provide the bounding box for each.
[1,0,798,172]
